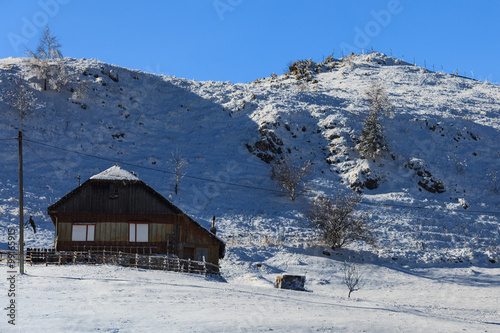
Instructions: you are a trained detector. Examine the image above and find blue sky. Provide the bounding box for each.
[1,0,499,83]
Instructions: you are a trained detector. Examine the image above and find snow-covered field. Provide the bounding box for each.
[2,260,499,332]
[1,53,499,331]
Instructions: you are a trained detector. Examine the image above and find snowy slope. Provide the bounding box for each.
[3,264,498,332]
[1,53,499,331]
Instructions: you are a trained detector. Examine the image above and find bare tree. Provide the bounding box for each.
[170,147,188,195]
[355,82,393,160]
[27,25,66,91]
[271,155,313,201]
[3,75,41,126]
[343,260,363,298]
[305,193,375,249]
[487,170,499,195]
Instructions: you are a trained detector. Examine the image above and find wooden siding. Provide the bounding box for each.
[53,213,222,265]
[51,181,181,215]
[150,223,174,242]
[57,222,72,242]
[96,223,128,242]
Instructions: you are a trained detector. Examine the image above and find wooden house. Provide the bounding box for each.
[47,165,225,266]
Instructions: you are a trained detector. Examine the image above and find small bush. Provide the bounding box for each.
[271,155,312,201]
[305,193,375,249]
[343,260,363,298]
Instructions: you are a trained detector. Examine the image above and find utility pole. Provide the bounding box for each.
[18,73,24,275]
[18,130,24,275]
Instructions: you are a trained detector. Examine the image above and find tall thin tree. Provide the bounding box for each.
[27,25,65,91]
[171,147,188,195]
[4,74,40,126]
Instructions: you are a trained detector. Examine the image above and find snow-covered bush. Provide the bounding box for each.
[271,155,312,201]
[305,194,375,249]
[287,58,317,81]
[72,80,90,99]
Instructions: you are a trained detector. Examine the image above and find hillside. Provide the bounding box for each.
[0,53,499,270]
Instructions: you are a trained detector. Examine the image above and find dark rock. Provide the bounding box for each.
[254,140,269,152]
[276,275,306,291]
[364,178,379,190]
[108,70,119,82]
[418,179,445,193]
[256,152,274,164]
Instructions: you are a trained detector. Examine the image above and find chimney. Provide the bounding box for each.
[210,216,217,235]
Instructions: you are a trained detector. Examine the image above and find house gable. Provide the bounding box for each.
[48,180,183,215]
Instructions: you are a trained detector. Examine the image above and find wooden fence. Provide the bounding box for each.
[0,250,31,264]
[24,248,220,276]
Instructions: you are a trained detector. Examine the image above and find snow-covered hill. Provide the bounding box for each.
[1,53,499,331]
[0,53,499,267]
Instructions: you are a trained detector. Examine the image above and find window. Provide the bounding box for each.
[109,183,119,199]
[72,224,95,241]
[129,223,149,242]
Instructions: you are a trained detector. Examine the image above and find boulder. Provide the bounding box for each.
[276,275,306,291]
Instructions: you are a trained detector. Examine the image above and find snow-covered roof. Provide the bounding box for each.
[90,165,139,181]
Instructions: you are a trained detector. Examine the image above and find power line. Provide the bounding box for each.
[25,141,71,178]
[24,138,285,195]
[23,137,500,216]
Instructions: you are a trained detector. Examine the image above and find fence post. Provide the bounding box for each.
[203,256,207,277]
[188,258,191,274]
[135,253,138,268]
[45,249,48,266]
[88,251,91,264]
[73,251,76,265]
[103,249,106,265]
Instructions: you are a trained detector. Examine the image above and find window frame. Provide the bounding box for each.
[129,222,149,243]
[71,223,95,242]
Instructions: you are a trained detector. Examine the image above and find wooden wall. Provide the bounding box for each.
[54,212,223,265]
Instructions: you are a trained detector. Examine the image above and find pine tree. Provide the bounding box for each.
[355,83,392,159]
